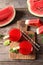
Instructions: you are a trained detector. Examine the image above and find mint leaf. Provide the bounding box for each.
[10,48,15,53]
[40,34,43,38]
[40,34,43,43]
[28,34,34,38]
[10,48,19,53]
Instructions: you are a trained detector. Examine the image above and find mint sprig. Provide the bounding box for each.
[10,48,19,53]
[40,34,43,38]
[28,34,34,38]
[40,34,43,43]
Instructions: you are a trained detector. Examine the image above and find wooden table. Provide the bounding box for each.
[0,0,43,65]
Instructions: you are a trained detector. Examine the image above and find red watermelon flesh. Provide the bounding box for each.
[0,5,16,27]
[29,0,43,3]
[31,2,43,15]
[0,7,12,20]
[27,0,43,17]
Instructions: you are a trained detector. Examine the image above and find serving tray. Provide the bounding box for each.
[9,20,36,59]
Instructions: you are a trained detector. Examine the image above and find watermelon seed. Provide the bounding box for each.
[34,0,40,2]
[36,7,43,11]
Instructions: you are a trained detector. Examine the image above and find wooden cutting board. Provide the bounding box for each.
[9,20,36,59]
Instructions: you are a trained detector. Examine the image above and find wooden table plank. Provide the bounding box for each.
[0,0,27,8]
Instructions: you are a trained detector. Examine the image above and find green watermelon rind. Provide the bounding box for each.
[27,0,43,17]
[0,5,16,27]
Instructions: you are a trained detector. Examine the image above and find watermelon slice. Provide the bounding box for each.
[0,5,16,27]
[36,26,43,34]
[27,0,43,17]
[25,19,42,27]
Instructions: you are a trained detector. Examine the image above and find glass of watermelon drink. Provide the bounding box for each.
[9,28,22,41]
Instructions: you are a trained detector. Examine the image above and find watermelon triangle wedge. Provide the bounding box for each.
[0,5,16,27]
[27,0,43,17]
